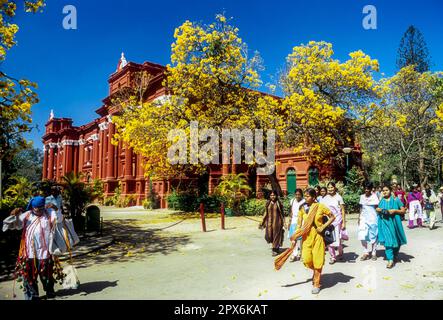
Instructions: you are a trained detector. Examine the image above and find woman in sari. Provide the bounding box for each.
[290,188,335,294]
[358,182,379,261]
[376,185,407,269]
[320,182,346,264]
[406,184,424,228]
[260,191,285,256]
[317,187,327,203]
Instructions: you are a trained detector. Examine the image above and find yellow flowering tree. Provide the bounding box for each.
[1,1,45,192]
[113,14,272,183]
[277,41,383,167]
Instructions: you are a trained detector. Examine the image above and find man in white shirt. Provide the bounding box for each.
[287,189,305,262]
[4,196,63,300]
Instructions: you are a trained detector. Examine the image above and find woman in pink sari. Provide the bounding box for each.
[320,182,346,264]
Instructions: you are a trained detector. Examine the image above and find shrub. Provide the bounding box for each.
[0,176,33,213]
[166,191,198,212]
[104,197,116,206]
[112,182,122,204]
[214,173,251,214]
[343,192,361,214]
[91,179,104,204]
[199,194,223,213]
[142,198,152,210]
[343,166,365,214]
[165,191,224,213]
[112,183,138,208]
[115,195,137,208]
[239,198,266,216]
[281,196,293,217]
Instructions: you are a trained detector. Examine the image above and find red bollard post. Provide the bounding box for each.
[200,203,206,232]
[221,202,225,230]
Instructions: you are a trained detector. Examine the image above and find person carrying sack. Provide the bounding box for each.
[275,188,335,294]
[2,196,66,300]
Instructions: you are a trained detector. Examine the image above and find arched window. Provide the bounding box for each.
[308,167,319,187]
[286,168,297,195]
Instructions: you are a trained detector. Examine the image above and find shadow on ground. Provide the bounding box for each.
[0,231,20,282]
[56,280,119,297]
[282,278,312,288]
[283,272,354,290]
[74,219,192,269]
[338,252,359,263]
[396,252,415,263]
[320,272,354,290]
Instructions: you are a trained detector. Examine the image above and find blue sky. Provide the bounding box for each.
[4,0,443,149]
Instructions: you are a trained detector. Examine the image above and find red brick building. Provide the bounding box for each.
[42,54,353,207]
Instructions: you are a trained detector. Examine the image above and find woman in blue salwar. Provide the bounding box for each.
[376,185,407,269]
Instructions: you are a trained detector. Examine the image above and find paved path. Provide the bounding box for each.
[1,208,443,300]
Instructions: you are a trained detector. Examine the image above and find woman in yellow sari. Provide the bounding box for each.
[290,188,335,294]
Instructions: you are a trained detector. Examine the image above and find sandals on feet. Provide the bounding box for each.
[360,254,370,261]
[311,287,321,294]
[386,261,394,269]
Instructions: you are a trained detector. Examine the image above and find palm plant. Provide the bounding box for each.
[214,173,252,215]
[61,172,92,231]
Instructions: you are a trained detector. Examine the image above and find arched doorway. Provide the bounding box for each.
[308,167,319,186]
[286,168,296,195]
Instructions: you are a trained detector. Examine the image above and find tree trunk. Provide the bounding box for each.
[401,157,408,191]
[418,143,426,186]
[268,171,283,197]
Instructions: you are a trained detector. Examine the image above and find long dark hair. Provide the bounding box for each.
[266,190,284,214]
[295,188,304,196]
[305,188,317,198]
[268,190,279,201]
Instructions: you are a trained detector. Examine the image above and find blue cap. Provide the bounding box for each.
[31,196,46,209]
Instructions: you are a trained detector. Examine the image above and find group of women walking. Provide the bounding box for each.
[259,181,428,295]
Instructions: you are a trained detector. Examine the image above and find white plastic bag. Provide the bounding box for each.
[49,219,79,256]
[63,219,80,247]
[62,264,80,290]
[2,215,19,232]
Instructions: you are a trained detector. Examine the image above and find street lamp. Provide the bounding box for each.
[342,147,352,185]
[343,146,352,171]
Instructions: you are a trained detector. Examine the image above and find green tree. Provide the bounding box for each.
[1,1,45,198]
[10,147,43,183]
[397,25,431,73]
